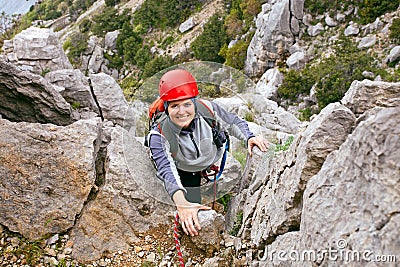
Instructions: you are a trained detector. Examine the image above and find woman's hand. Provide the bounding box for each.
[248,135,269,156]
[173,191,211,236]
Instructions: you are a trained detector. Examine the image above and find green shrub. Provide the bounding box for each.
[142,55,174,79]
[105,0,121,6]
[134,45,153,69]
[229,211,243,236]
[191,13,229,63]
[116,22,143,65]
[91,7,130,37]
[219,39,250,70]
[133,0,203,30]
[104,53,124,70]
[358,0,399,24]
[120,76,141,101]
[278,68,314,102]
[64,32,89,67]
[274,136,294,152]
[279,35,382,110]
[305,0,399,24]
[389,18,400,43]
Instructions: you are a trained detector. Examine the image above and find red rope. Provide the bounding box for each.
[174,213,185,267]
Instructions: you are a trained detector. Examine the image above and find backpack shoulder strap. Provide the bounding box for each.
[196,99,216,128]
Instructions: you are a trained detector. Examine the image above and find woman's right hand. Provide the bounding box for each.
[173,190,211,236]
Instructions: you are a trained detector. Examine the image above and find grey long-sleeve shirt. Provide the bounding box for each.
[148,99,255,198]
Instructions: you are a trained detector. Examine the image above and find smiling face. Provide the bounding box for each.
[167,98,196,129]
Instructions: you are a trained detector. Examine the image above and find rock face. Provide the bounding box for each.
[70,125,174,262]
[299,106,400,265]
[227,80,400,264]
[89,73,136,130]
[2,27,73,74]
[245,0,304,77]
[341,80,400,116]
[0,59,76,126]
[0,119,101,240]
[45,69,100,114]
[189,210,225,256]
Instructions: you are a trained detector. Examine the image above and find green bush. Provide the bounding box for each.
[278,68,314,101]
[91,7,130,37]
[389,18,400,43]
[191,13,229,63]
[358,0,399,24]
[219,39,250,70]
[105,0,121,6]
[305,0,399,24]
[104,53,124,70]
[133,0,203,30]
[63,32,89,67]
[279,35,383,110]
[134,45,153,69]
[142,55,174,79]
[116,21,143,65]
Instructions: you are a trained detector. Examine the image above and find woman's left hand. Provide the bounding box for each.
[248,136,269,156]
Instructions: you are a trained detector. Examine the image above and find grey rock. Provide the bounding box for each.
[70,125,174,263]
[307,23,324,37]
[325,14,337,27]
[1,27,73,75]
[45,69,100,114]
[0,118,101,240]
[0,59,76,125]
[89,73,135,130]
[104,30,120,50]
[255,68,283,98]
[179,17,196,33]
[341,80,400,116]
[286,51,307,69]
[357,35,376,49]
[344,24,360,36]
[245,0,304,77]
[301,107,400,265]
[189,210,225,256]
[385,45,400,63]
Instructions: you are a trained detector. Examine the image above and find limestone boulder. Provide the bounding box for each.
[2,27,73,74]
[0,59,76,126]
[45,69,100,114]
[341,80,400,116]
[89,73,136,130]
[70,124,174,262]
[301,106,400,265]
[0,118,101,240]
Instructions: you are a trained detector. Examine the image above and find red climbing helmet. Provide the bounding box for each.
[159,69,199,101]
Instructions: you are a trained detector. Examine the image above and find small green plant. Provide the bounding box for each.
[244,111,254,122]
[217,193,232,211]
[141,261,155,267]
[232,146,247,169]
[274,136,294,152]
[298,107,314,121]
[229,210,243,236]
[11,239,43,265]
[71,102,81,110]
[40,67,51,77]
[389,18,400,43]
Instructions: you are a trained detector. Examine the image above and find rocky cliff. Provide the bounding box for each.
[0,0,399,266]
